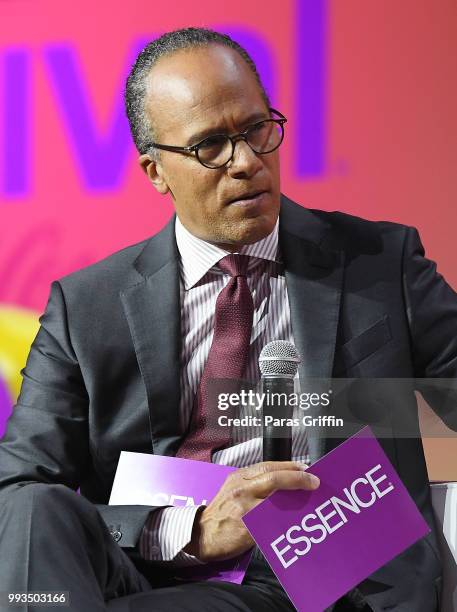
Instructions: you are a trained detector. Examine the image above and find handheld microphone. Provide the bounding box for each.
[259,341,300,462]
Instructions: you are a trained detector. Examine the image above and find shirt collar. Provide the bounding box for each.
[175,215,279,290]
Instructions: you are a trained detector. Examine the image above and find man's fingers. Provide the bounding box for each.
[234,468,320,501]
[239,461,308,481]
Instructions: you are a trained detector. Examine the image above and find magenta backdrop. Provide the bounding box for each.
[0,1,456,473]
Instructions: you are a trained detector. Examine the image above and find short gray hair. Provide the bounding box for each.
[125,27,270,159]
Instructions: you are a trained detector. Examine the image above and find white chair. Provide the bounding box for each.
[430,483,457,611]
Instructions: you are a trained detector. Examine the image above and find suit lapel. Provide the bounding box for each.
[279,196,345,461]
[120,216,182,456]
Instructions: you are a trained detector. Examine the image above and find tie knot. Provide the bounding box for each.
[217,254,250,277]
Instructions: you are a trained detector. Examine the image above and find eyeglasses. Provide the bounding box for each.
[145,108,287,169]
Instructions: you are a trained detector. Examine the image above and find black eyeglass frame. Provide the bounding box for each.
[144,108,287,169]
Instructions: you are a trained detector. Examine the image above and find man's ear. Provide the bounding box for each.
[139,154,169,195]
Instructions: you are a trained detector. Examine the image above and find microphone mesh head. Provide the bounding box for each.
[259,341,300,377]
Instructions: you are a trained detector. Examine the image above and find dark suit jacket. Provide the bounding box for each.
[1,195,456,610]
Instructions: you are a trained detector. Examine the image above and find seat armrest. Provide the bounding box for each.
[430,482,457,612]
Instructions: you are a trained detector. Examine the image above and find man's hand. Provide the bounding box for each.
[183,461,320,562]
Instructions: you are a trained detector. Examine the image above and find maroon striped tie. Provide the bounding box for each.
[176,254,254,462]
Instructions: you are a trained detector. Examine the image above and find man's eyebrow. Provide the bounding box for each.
[185,111,270,146]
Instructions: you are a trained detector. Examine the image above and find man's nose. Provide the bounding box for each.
[226,138,262,177]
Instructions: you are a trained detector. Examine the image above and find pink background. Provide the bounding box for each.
[1,0,456,476]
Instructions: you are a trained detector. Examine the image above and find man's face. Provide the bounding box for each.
[140,44,281,250]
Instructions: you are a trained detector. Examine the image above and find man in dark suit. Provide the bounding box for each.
[0,27,456,612]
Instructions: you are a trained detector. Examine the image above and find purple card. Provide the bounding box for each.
[242,427,430,612]
[109,452,252,583]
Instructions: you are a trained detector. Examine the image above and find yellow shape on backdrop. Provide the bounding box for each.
[0,305,39,401]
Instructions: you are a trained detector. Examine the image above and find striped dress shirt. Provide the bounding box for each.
[139,216,309,565]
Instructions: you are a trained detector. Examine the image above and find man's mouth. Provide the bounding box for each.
[227,190,267,205]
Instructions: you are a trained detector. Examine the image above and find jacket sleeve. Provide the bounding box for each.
[0,281,156,549]
[403,226,457,429]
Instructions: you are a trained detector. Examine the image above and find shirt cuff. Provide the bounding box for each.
[139,505,206,567]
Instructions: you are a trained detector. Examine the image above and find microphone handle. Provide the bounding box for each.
[262,376,294,462]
